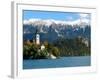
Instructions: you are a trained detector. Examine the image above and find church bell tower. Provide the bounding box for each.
[35,28,40,45]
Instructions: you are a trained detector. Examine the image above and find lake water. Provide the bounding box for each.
[23,56,90,69]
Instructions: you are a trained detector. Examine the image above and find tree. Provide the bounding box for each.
[51,47,60,57]
[43,41,49,48]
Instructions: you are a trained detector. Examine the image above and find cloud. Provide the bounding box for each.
[79,13,90,19]
[23,20,29,24]
[23,18,42,24]
[79,13,90,25]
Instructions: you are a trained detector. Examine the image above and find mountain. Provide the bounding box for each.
[23,19,91,42]
[24,18,90,26]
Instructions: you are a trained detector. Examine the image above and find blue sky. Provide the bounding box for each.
[23,10,90,21]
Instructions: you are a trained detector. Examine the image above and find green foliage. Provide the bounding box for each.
[23,37,90,59]
[54,37,90,57]
[51,47,60,57]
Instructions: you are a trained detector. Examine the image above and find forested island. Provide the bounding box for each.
[23,37,90,60]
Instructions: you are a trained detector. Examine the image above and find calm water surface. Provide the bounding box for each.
[23,56,90,69]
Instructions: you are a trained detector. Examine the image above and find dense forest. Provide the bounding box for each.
[23,37,90,59]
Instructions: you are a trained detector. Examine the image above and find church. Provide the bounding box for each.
[34,29,56,59]
[35,29,40,45]
[35,28,46,50]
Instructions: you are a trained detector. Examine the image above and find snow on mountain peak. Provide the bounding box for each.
[23,18,90,27]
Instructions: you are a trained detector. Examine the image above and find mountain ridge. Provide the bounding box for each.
[23,21,91,42]
[24,18,90,27]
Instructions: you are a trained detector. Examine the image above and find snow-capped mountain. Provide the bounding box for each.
[23,19,91,42]
[24,18,90,26]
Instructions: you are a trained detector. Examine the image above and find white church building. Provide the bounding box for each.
[35,29,40,45]
[34,29,56,59]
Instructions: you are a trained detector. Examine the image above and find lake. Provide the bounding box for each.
[23,56,90,69]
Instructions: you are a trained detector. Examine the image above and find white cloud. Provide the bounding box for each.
[23,20,29,24]
[79,13,90,19]
[79,13,90,25]
[23,18,42,24]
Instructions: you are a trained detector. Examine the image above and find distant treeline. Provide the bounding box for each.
[53,37,90,57]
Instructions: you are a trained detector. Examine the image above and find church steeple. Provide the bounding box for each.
[35,28,40,45]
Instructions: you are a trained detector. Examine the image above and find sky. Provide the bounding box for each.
[23,10,91,22]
